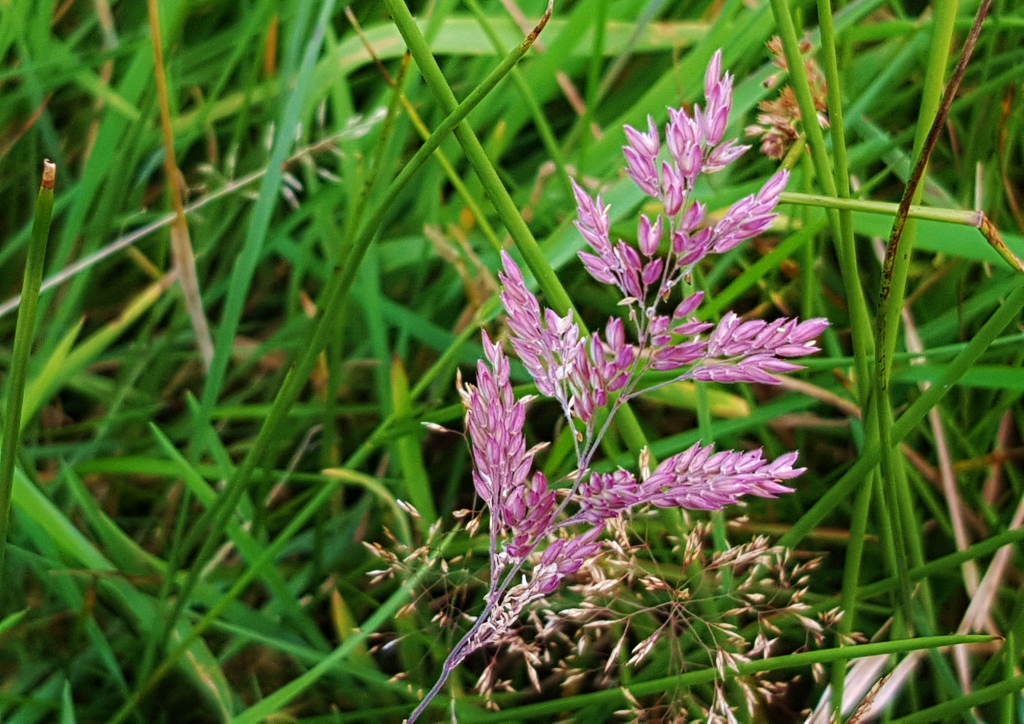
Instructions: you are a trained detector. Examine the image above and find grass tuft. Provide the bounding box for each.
[1,1,1023,721]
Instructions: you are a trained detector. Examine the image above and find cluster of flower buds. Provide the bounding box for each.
[411,49,828,721]
[746,36,831,160]
[458,333,556,572]
[502,50,826,439]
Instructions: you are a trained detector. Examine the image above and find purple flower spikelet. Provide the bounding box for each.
[409,49,828,722]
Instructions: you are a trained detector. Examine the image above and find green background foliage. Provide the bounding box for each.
[0,0,1022,720]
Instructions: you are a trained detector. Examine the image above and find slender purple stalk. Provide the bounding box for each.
[407,49,827,721]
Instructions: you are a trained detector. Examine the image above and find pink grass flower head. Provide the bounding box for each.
[408,49,828,723]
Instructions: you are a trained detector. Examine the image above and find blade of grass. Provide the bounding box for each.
[58,679,76,724]
[197,0,325,421]
[1001,632,1016,722]
[0,160,54,585]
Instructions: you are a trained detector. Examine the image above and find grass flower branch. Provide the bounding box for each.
[408,50,827,722]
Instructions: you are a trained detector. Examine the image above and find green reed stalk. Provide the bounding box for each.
[872,0,987,652]
[767,0,874,401]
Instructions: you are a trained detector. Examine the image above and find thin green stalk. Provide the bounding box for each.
[767,0,874,401]
[342,4,500,252]
[891,674,1024,724]
[876,0,966,372]
[816,0,851,208]
[872,0,989,645]
[798,148,816,321]
[383,0,651,457]
[1001,632,1016,722]
[338,36,416,260]
[0,160,55,584]
[108,18,547,722]
[785,191,1021,275]
[383,0,560,312]
[782,192,983,225]
[831,440,877,716]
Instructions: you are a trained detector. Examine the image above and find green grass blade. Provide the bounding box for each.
[890,673,1024,723]
[0,160,54,584]
[198,0,331,417]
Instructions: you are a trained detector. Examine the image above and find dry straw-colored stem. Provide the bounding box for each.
[147,0,215,372]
